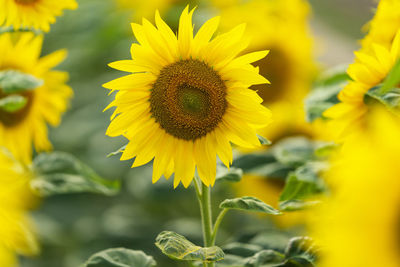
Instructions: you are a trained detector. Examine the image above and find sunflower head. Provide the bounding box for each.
[104,6,272,188]
[309,107,400,267]
[0,148,39,265]
[217,0,316,142]
[0,0,78,32]
[0,32,73,164]
[324,29,400,141]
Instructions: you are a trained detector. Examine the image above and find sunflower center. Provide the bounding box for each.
[0,90,34,127]
[150,59,227,141]
[14,0,39,5]
[252,47,293,104]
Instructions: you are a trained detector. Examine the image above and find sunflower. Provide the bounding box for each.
[104,7,272,188]
[309,108,400,267]
[116,0,175,22]
[216,0,317,228]
[0,0,77,32]
[218,0,316,142]
[0,33,73,164]
[324,29,400,141]
[360,0,400,55]
[0,148,38,267]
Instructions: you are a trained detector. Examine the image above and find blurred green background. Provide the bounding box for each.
[21,0,376,266]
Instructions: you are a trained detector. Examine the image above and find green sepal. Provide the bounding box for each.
[379,59,400,94]
[155,231,224,262]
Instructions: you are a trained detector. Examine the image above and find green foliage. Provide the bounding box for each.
[219,197,281,215]
[305,65,349,122]
[31,152,120,197]
[0,70,43,93]
[379,59,400,93]
[366,86,400,111]
[155,231,224,262]
[82,248,156,267]
[257,134,272,145]
[107,145,126,158]
[216,236,317,267]
[0,94,28,112]
[216,165,243,183]
[272,138,316,168]
[279,162,327,211]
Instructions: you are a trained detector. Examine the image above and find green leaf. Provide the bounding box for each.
[314,142,339,158]
[0,94,27,112]
[243,250,285,267]
[257,134,272,145]
[223,243,263,258]
[83,248,156,267]
[216,165,243,183]
[31,152,120,197]
[279,163,326,211]
[273,138,316,168]
[220,197,281,215]
[365,86,400,110]
[0,70,43,93]
[305,65,349,122]
[275,237,317,267]
[155,231,224,262]
[380,59,400,93]
[107,144,126,157]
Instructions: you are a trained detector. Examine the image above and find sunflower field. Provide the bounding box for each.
[0,0,399,267]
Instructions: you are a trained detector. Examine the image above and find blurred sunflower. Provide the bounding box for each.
[218,0,316,142]
[0,33,73,164]
[0,148,38,267]
[218,0,316,228]
[0,0,78,32]
[310,108,400,267]
[324,29,400,140]
[361,0,400,54]
[104,7,272,188]
[116,0,175,22]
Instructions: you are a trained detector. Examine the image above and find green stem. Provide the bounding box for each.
[210,208,228,245]
[194,179,215,267]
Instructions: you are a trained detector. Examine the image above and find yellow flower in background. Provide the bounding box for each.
[217,0,318,228]
[104,7,272,188]
[0,148,38,267]
[116,0,176,22]
[309,108,400,267]
[0,0,78,32]
[0,33,73,164]
[361,0,400,55]
[218,0,316,142]
[324,29,400,141]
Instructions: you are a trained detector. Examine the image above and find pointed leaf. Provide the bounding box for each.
[220,197,281,215]
[107,144,126,157]
[380,59,400,93]
[257,135,271,145]
[83,248,156,267]
[216,165,243,183]
[0,70,43,93]
[155,231,224,262]
[31,152,120,197]
[0,94,27,112]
